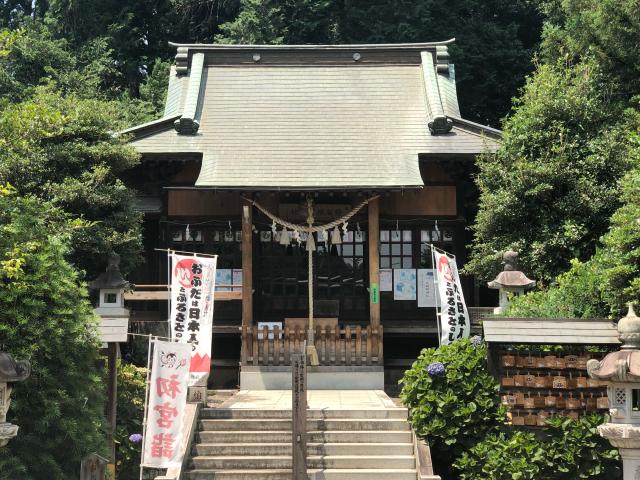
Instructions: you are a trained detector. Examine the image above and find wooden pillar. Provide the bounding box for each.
[291,352,307,480]
[106,343,117,465]
[241,204,253,364]
[368,197,380,327]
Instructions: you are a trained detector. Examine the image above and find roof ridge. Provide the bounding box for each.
[167,40,455,50]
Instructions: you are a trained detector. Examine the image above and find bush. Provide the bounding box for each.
[115,362,147,480]
[455,430,545,480]
[0,187,106,479]
[399,338,506,465]
[454,414,621,480]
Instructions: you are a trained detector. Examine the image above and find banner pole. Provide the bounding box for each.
[139,335,154,480]
[431,244,442,347]
[167,252,172,341]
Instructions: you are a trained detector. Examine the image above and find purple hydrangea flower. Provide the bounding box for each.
[129,433,143,443]
[427,362,445,376]
[471,336,483,347]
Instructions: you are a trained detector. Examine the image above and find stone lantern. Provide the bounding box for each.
[89,253,130,472]
[0,352,31,447]
[487,250,536,314]
[587,305,640,479]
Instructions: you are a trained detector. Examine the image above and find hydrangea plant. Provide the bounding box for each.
[400,338,505,466]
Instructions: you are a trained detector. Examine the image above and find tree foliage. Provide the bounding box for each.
[0,187,106,479]
[0,86,143,276]
[507,117,640,318]
[467,59,632,283]
[115,362,147,479]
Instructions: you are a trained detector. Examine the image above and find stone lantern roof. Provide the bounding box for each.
[89,252,130,290]
[487,250,536,290]
[587,305,640,382]
[0,352,30,384]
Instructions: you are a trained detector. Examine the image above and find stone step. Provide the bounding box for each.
[190,455,416,470]
[192,442,414,457]
[185,468,418,480]
[196,430,413,444]
[200,408,408,420]
[198,419,410,431]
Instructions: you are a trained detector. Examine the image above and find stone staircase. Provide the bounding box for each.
[184,407,418,480]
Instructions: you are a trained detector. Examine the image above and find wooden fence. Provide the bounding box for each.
[241,324,383,366]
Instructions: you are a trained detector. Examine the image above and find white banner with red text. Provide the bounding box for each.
[434,250,470,345]
[169,253,217,386]
[142,340,191,468]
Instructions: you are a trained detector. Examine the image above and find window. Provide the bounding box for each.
[104,293,117,304]
[419,229,455,268]
[380,230,413,268]
[633,389,640,412]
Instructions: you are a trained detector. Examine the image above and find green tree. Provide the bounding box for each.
[466,59,632,284]
[0,87,143,276]
[0,186,106,479]
[507,113,640,318]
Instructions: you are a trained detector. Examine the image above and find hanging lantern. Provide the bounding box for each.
[331,226,342,245]
[279,228,290,246]
[306,232,316,251]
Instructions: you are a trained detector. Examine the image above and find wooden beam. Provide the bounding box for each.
[368,197,380,327]
[124,290,241,301]
[241,204,253,363]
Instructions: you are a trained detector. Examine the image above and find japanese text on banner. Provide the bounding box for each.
[169,253,217,386]
[142,340,191,468]
[434,251,470,344]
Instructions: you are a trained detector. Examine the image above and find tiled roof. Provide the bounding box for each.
[124,42,501,190]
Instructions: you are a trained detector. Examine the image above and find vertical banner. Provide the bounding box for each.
[433,251,470,344]
[142,340,191,468]
[169,253,217,386]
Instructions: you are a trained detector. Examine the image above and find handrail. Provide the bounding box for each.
[412,430,442,480]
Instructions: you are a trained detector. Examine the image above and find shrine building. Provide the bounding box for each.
[121,41,501,389]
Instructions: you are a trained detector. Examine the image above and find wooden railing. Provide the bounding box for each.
[241,324,383,366]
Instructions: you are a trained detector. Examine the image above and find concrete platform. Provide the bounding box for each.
[239,366,384,390]
[219,389,399,410]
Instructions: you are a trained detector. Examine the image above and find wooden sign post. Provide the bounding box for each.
[291,351,307,480]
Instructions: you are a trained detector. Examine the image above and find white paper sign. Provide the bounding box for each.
[393,269,416,301]
[215,269,232,291]
[433,251,470,344]
[379,269,393,292]
[417,269,437,307]
[142,340,191,468]
[232,269,243,292]
[169,254,217,386]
